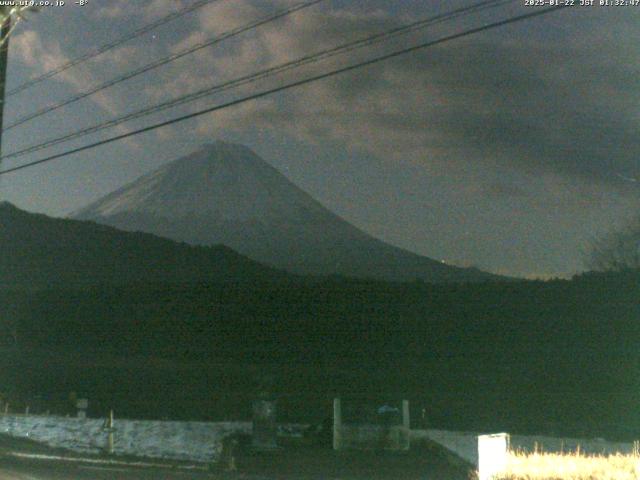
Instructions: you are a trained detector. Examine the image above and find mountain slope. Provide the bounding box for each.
[0,202,289,290]
[74,141,499,283]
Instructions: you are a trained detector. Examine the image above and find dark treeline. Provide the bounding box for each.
[1,270,639,439]
[0,202,291,290]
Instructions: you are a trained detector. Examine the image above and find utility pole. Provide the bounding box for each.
[0,9,12,158]
[0,5,38,162]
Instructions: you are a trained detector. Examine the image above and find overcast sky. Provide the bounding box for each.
[0,0,638,278]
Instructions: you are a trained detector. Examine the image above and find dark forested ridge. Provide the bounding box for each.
[1,269,638,440]
[0,201,291,289]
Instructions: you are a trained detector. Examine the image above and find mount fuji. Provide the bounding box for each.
[73,142,498,283]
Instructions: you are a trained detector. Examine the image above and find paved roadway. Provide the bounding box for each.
[0,455,232,479]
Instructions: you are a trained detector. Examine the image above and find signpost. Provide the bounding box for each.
[252,398,278,450]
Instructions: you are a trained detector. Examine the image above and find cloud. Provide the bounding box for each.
[13,30,116,115]
[482,181,529,200]
[94,0,188,21]
[11,29,149,148]
[27,1,637,200]
[94,1,129,20]
[178,3,640,192]
[197,0,263,36]
[12,29,70,78]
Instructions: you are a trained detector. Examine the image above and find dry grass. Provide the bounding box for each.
[495,450,640,480]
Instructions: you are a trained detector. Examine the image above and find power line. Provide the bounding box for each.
[1,0,514,162]
[4,0,219,98]
[1,0,513,161]
[3,0,325,132]
[0,5,569,177]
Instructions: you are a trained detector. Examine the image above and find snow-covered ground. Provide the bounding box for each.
[413,429,635,466]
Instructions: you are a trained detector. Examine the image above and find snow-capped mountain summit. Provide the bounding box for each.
[84,142,320,223]
[74,142,498,282]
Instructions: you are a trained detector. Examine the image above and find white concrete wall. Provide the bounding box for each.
[412,429,635,468]
[0,415,251,462]
[478,433,509,480]
[412,429,480,465]
[337,424,410,451]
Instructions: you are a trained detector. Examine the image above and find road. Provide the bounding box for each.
[0,455,231,480]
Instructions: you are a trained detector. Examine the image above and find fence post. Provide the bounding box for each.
[251,397,278,450]
[478,433,510,480]
[76,399,88,419]
[333,398,342,451]
[102,410,115,455]
[399,400,411,451]
[402,400,410,429]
